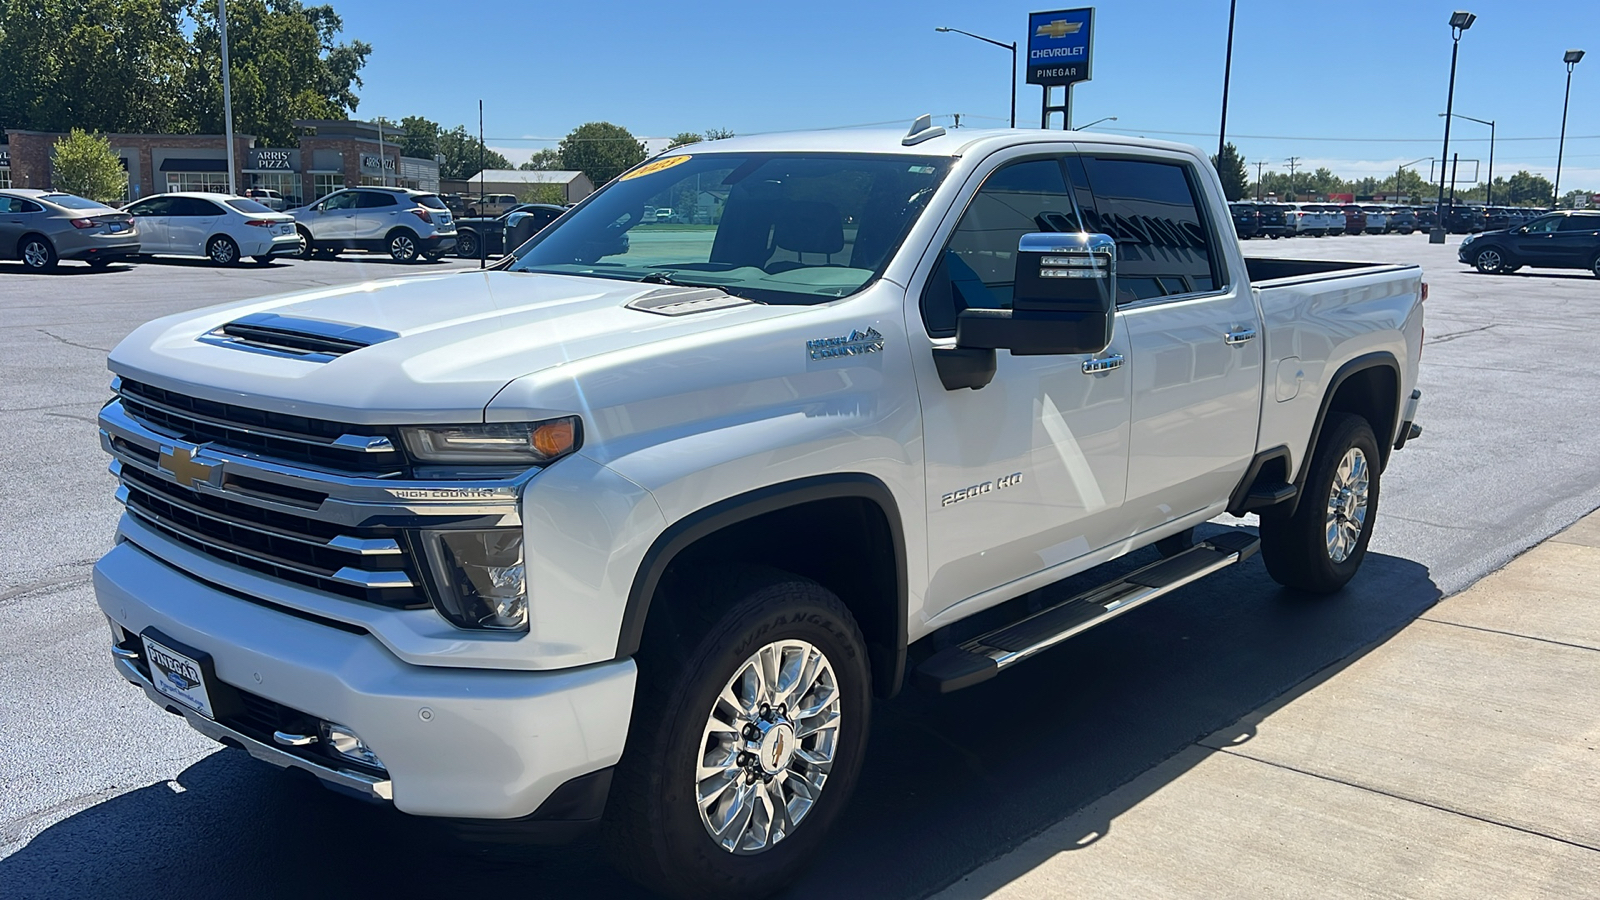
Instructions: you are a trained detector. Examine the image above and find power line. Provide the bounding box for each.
[1100,126,1600,144]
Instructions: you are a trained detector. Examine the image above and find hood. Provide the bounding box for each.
[108,270,802,424]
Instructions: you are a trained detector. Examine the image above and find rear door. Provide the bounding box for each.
[1078,153,1263,537]
[124,196,175,252]
[355,190,400,241]
[1553,214,1600,266]
[168,197,222,255]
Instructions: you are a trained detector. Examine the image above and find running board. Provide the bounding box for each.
[914,529,1261,693]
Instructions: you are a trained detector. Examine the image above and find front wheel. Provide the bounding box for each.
[1474,247,1506,274]
[294,227,314,259]
[606,568,871,900]
[1259,412,1381,594]
[1590,253,1600,278]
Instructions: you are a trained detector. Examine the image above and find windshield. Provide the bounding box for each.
[42,193,112,210]
[507,152,953,305]
[225,198,274,213]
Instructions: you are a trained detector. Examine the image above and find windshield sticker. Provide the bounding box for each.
[620,155,692,181]
[807,328,885,361]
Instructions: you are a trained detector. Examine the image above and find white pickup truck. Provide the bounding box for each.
[94,118,1423,897]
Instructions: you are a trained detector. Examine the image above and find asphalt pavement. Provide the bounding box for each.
[2,235,1598,898]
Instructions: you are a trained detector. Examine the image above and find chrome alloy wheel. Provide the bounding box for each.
[389,233,417,261]
[696,639,841,855]
[1475,248,1503,274]
[1326,446,1370,564]
[22,240,49,268]
[209,238,235,264]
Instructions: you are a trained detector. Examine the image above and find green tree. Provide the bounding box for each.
[185,0,370,146]
[0,0,193,133]
[1380,166,1429,200]
[667,131,702,150]
[437,124,509,180]
[703,128,735,140]
[519,148,563,170]
[396,115,439,160]
[517,183,565,204]
[1210,142,1248,201]
[1503,170,1555,206]
[557,122,645,187]
[50,129,126,202]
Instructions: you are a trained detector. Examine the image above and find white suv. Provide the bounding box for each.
[292,187,458,262]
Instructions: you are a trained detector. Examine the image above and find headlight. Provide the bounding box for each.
[1460,233,1478,246]
[401,417,579,465]
[420,528,527,631]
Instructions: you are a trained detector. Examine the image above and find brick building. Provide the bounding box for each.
[1,119,439,207]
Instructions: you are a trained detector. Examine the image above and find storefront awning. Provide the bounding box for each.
[159,158,228,172]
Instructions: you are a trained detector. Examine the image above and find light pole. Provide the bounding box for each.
[935,27,1017,128]
[1440,113,1494,206]
[1396,156,1432,204]
[1074,116,1118,131]
[1555,49,1585,207]
[1218,0,1237,160]
[219,0,237,195]
[1432,10,1475,244]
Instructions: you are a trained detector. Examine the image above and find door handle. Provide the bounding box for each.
[1224,328,1257,346]
[1082,354,1124,374]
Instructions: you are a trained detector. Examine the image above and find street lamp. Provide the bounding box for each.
[1554,49,1585,207]
[1074,116,1118,131]
[1440,113,1494,206]
[1432,10,1474,244]
[935,27,1017,128]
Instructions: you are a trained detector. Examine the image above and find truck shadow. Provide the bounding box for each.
[0,528,1439,900]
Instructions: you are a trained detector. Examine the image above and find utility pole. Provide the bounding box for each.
[478,99,486,270]
[1218,0,1238,160]
[219,0,237,194]
[1285,156,1302,197]
[1255,160,1266,200]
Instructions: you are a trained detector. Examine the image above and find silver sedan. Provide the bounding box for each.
[0,189,140,271]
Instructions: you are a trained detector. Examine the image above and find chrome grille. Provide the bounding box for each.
[117,379,404,474]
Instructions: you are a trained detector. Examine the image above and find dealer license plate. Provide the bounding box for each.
[276,224,292,234]
[108,223,126,233]
[142,634,215,718]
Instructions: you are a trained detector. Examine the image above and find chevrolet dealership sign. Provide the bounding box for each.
[1027,8,1094,86]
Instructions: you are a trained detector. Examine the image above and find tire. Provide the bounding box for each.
[19,235,57,271]
[86,256,113,268]
[1474,247,1505,274]
[455,230,479,259]
[1259,412,1381,594]
[606,567,871,900]
[206,235,240,266]
[294,227,314,260]
[251,255,274,265]
[1591,253,1600,278]
[387,229,419,263]
[423,250,446,262]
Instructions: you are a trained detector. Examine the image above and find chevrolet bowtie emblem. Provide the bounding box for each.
[158,445,218,488]
[1036,19,1082,39]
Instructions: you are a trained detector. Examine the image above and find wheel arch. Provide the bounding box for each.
[1286,352,1401,516]
[16,231,54,257]
[617,473,909,699]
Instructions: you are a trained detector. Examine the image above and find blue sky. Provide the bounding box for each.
[342,0,1600,188]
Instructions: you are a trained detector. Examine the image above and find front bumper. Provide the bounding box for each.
[95,539,636,820]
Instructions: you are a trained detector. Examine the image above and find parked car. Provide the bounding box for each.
[1416,208,1439,232]
[94,122,1425,898]
[453,203,565,258]
[439,193,468,216]
[1387,208,1418,235]
[0,188,139,271]
[1443,205,1484,234]
[464,193,519,217]
[1342,205,1368,235]
[1229,202,1262,239]
[1257,203,1290,238]
[242,188,286,211]
[1360,206,1389,235]
[123,193,298,266]
[1459,209,1600,276]
[1282,202,1315,236]
[290,187,458,262]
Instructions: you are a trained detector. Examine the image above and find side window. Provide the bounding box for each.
[920,157,1080,337]
[0,198,17,213]
[1557,216,1597,233]
[1079,157,1219,303]
[1524,216,1561,234]
[127,197,171,216]
[323,192,359,211]
[18,199,43,213]
[356,191,396,208]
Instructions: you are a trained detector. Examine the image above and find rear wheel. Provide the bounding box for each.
[251,255,274,265]
[19,235,57,271]
[86,256,113,269]
[1259,413,1381,594]
[455,230,480,259]
[387,229,419,263]
[606,567,871,900]
[207,235,240,266]
[1474,247,1505,274]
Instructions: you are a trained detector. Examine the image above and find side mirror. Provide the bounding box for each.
[933,233,1117,391]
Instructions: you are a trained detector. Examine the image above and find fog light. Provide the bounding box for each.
[321,721,385,771]
[420,529,528,631]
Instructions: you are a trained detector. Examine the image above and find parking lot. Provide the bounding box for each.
[3,234,1599,898]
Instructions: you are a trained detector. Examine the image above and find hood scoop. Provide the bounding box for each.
[201,313,400,363]
[625,286,754,317]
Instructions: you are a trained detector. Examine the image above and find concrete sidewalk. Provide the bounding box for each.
[933,513,1600,899]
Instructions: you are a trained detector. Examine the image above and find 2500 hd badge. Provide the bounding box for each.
[942,472,1023,507]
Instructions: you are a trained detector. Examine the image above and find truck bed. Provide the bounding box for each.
[1245,257,1418,285]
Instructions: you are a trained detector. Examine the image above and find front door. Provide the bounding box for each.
[913,154,1133,618]
[0,196,43,258]
[1075,154,1264,535]
[314,191,360,242]
[1508,215,1564,265]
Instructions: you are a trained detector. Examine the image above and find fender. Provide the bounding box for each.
[615,473,909,698]
[1284,350,1402,517]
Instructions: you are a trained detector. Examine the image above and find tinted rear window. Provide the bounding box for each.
[226,198,274,213]
[42,193,112,210]
[413,194,448,210]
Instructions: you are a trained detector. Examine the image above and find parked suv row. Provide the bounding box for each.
[291,187,458,262]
